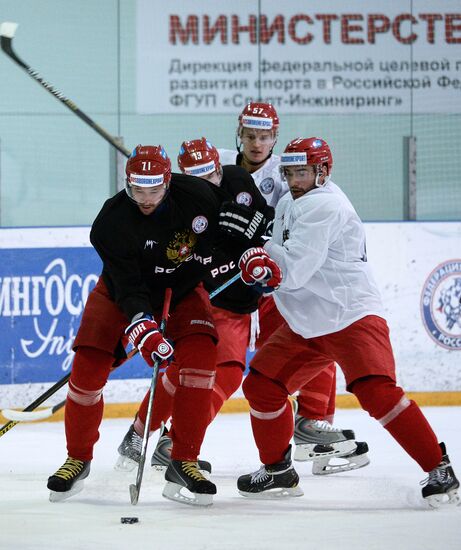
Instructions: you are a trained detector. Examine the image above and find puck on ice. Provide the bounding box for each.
[120,517,139,524]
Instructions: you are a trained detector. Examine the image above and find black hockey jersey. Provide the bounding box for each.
[90,173,221,320]
[204,165,274,314]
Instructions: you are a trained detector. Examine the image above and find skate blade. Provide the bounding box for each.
[114,455,138,472]
[312,452,370,475]
[238,485,304,499]
[294,439,357,461]
[162,481,214,507]
[425,487,460,509]
[49,480,85,502]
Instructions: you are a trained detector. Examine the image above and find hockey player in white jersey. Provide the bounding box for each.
[218,102,287,208]
[235,137,459,508]
[219,103,370,474]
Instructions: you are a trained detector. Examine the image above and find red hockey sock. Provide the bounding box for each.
[243,369,293,465]
[296,363,336,421]
[208,363,243,423]
[352,376,442,471]
[134,362,179,435]
[66,346,112,461]
[169,334,217,460]
[325,366,337,424]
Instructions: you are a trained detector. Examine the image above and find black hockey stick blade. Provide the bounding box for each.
[0,22,131,158]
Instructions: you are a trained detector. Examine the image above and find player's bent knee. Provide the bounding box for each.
[242,369,262,401]
[71,346,112,389]
[214,366,243,401]
[243,368,287,410]
[351,375,408,421]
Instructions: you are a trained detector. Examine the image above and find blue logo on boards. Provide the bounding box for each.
[420,259,461,351]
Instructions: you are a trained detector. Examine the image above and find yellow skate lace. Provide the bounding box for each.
[53,458,85,480]
[181,461,206,481]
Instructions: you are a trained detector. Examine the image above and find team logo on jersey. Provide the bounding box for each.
[236,192,252,206]
[259,177,275,195]
[420,259,461,350]
[192,215,208,234]
[166,230,197,264]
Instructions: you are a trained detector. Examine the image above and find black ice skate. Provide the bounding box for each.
[151,427,212,473]
[421,442,460,508]
[162,460,216,506]
[114,424,142,472]
[47,457,91,502]
[294,416,370,474]
[237,446,304,499]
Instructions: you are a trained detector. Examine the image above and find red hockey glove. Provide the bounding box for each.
[238,247,282,291]
[125,314,174,367]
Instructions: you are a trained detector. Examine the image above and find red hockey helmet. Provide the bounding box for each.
[238,102,280,132]
[125,145,171,189]
[280,137,333,173]
[177,138,220,177]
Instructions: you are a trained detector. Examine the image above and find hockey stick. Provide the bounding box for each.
[0,347,140,424]
[0,22,131,158]
[130,287,173,505]
[2,399,67,423]
[0,274,240,429]
[0,372,71,438]
[208,271,240,299]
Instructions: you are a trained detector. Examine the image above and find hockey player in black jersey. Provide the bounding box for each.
[47,144,270,507]
[116,138,281,475]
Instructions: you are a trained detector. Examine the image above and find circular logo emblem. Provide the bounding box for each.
[192,215,208,234]
[158,343,170,355]
[420,259,461,350]
[259,177,275,195]
[236,192,252,206]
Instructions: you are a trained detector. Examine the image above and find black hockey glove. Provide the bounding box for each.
[219,202,271,244]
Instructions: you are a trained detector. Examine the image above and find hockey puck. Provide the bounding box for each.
[120,517,139,524]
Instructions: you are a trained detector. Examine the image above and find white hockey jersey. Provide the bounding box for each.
[265,180,384,339]
[218,149,289,208]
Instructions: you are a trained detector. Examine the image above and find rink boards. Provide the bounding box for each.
[0,222,460,413]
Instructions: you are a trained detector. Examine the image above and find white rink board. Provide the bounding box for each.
[0,222,460,409]
[359,222,461,394]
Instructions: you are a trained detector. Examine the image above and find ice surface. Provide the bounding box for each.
[0,407,460,550]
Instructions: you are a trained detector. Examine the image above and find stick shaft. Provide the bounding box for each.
[0,34,130,158]
[130,288,173,505]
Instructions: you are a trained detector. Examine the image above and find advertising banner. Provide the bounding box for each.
[0,223,460,407]
[136,0,461,114]
[0,229,150,390]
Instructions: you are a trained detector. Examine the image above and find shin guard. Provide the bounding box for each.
[296,363,336,421]
[243,370,293,465]
[169,335,217,460]
[66,347,112,461]
[135,363,179,435]
[352,376,442,471]
[209,363,243,423]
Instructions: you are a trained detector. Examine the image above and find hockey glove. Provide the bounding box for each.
[219,202,270,244]
[125,314,174,367]
[239,247,282,292]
